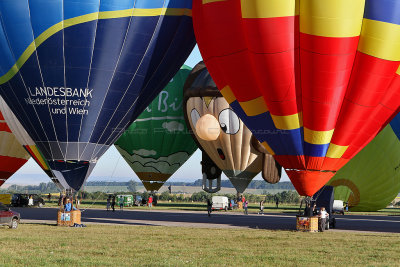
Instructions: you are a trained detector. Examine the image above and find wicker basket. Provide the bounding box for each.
[296,216,318,232]
[57,210,81,226]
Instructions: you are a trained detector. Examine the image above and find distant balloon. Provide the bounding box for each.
[183,62,281,193]
[328,113,400,211]
[0,0,196,191]
[115,66,198,192]
[0,110,29,187]
[193,0,400,196]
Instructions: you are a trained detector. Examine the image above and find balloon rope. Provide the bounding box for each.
[81,154,122,212]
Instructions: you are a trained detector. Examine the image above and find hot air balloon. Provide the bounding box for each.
[0,0,195,192]
[0,110,29,187]
[183,62,281,194]
[328,113,400,211]
[115,66,198,192]
[193,0,400,196]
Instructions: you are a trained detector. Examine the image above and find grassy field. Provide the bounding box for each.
[0,224,399,266]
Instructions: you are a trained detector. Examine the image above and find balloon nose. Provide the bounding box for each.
[195,114,221,141]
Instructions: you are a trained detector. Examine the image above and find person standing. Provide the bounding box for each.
[106,196,111,211]
[304,203,312,217]
[319,207,329,232]
[275,198,279,208]
[148,195,153,208]
[119,196,124,211]
[28,195,34,206]
[111,195,116,212]
[47,193,51,203]
[58,194,63,206]
[258,200,264,215]
[312,203,317,216]
[207,198,212,217]
[244,200,248,215]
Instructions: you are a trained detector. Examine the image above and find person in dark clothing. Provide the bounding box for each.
[304,203,312,217]
[58,194,62,206]
[207,198,212,217]
[312,203,317,216]
[275,198,279,208]
[111,195,116,212]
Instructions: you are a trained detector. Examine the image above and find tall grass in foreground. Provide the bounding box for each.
[0,224,399,266]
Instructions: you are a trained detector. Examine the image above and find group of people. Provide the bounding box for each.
[304,202,329,231]
[106,195,117,212]
[106,195,154,211]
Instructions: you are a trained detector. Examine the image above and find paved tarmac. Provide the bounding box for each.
[13,207,400,233]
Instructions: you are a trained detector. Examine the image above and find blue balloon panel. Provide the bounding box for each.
[0,0,195,190]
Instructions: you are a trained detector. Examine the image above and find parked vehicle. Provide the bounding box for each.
[116,195,134,207]
[134,195,143,206]
[313,186,336,230]
[0,202,20,229]
[11,194,45,207]
[333,200,345,215]
[0,194,12,205]
[212,196,229,211]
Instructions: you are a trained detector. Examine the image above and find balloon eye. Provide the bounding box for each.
[218,109,240,135]
[220,123,227,133]
[190,109,201,128]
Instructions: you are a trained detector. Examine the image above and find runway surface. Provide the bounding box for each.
[13,207,400,233]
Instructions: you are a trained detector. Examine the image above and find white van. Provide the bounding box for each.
[212,196,229,211]
[333,200,344,215]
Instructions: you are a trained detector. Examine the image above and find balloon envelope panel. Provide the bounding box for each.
[193,0,400,196]
[0,111,30,187]
[0,97,64,189]
[329,113,400,211]
[115,66,198,191]
[0,0,195,191]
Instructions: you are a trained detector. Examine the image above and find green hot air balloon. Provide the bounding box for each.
[328,115,400,212]
[115,66,198,191]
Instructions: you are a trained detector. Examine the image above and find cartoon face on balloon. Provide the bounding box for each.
[183,62,281,192]
[188,96,256,172]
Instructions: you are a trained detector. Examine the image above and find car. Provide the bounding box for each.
[11,194,45,207]
[212,196,229,211]
[134,195,143,206]
[0,202,20,229]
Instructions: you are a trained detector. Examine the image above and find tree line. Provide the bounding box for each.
[1,179,294,194]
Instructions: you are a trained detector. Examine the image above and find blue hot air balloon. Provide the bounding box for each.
[0,0,195,191]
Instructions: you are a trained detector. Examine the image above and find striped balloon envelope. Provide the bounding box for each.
[328,113,400,211]
[0,97,63,189]
[193,0,400,196]
[0,0,195,191]
[0,111,30,187]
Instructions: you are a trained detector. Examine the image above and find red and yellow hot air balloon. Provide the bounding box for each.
[0,111,29,187]
[193,0,400,196]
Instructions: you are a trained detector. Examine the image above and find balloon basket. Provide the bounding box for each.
[296,216,318,232]
[57,210,81,227]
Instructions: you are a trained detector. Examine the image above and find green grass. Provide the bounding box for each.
[0,224,399,266]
